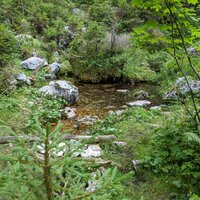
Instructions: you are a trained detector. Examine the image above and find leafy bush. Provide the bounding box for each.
[122,49,156,82]
[144,117,200,198]
[0,24,18,67]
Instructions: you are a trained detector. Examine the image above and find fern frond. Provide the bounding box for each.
[184,132,200,144]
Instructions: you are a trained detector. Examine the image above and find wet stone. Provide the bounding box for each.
[126,100,151,107]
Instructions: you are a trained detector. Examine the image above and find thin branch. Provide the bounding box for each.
[165,0,200,126]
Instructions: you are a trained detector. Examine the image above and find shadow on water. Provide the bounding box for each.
[59,83,162,134]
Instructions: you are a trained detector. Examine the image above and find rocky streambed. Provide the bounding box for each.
[57,82,162,134]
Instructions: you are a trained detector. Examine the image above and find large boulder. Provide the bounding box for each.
[126,100,151,107]
[164,77,200,99]
[20,56,48,70]
[39,80,79,103]
[175,77,200,95]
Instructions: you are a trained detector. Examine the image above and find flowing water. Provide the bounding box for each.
[59,83,161,134]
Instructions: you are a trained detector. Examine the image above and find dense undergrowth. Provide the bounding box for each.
[1,0,200,199]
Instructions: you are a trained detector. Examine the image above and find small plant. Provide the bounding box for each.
[0,121,131,199]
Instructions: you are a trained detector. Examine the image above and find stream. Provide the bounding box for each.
[59,83,161,134]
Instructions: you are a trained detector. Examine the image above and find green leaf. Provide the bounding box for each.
[131,0,143,7]
[187,0,198,5]
[189,194,200,200]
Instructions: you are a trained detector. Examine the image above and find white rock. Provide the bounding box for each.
[61,107,76,119]
[116,89,129,94]
[77,115,99,125]
[81,144,101,158]
[115,110,125,116]
[114,141,127,146]
[16,73,32,85]
[150,106,162,110]
[126,100,151,107]
[39,80,79,103]
[20,56,48,70]
[132,160,140,171]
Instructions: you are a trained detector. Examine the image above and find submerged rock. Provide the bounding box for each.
[126,100,151,107]
[20,56,48,70]
[116,89,129,94]
[77,115,99,125]
[133,90,149,100]
[61,107,76,119]
[108,110,125,116]
[39,80,79,103]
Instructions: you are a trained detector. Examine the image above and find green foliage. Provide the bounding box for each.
[122,49,157,82]
[0,24,19,93]
[0,122,131,199]
[144,117,200,198]
[24,89,65,129]
[0,24,18,67]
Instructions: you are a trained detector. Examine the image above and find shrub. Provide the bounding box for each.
[144,117,200,198]
[0,24,18,67]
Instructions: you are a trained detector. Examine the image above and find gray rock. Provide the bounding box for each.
[164,90,177,99]
[81,144,101,158]
[86,167,105,193]
[48,62,61,75]
[72,8,81,14]
[175,77,200,95]
[116,89,129,94]
[115,110,125,116]
[39,80,79,103]
[126,100,151,107]
[16,73,32,85]
[132,160,140,171]
[54,51,60,62]
[77,115,99,125]
[61,107,76,119]
[187,46,199,55]
[44,74,57,80]
[133,90,149,100]
[150,106,162,110]
[164,77,200,99]
[114,141,127,146]
[108,110,126,116]
[20,56,48,70]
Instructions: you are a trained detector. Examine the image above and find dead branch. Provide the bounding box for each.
[0,134,116,144]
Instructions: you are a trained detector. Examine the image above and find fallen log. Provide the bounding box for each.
[62,134,116,142]
[74,157,122,168]
[0,134,116,144]
[0,135,39,144]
